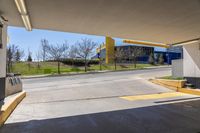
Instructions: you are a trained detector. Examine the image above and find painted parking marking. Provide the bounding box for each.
[120,92,186,101]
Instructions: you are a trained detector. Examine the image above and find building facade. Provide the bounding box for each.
[95,45,154,63]
[94,44,182,64]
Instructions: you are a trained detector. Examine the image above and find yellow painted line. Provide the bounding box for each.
[120,92,186,101]
[0,91,26,127]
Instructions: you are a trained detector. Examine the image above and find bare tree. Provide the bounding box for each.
[158,53,164,65]
[27,50,33,62]
[76,38,97,72]
[68,45,78,66]
[113,47,125,70]
[15,48,25,62]
[98,44,103,71]
[46,42,69,74]
[35,50,41,69]
[27,49,33,71]
[130,47,144,68]
[148,53,155,65]
[7,44,18,73]
[40,39,49,61]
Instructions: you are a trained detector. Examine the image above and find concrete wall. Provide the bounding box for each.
[0,22,7,78]
[172,59,183,77]
[183,42,200,88]
[0,20,7,100]
[183,42,200,77]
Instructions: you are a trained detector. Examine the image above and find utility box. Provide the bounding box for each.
[6,74,22,97]
[0,78,5,100]
[172,59,183,78]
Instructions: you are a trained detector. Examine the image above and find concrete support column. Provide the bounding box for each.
[183,41,200,88]
[105,37,115,64]
[0,19,7,100]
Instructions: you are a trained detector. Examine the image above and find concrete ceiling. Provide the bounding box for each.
[0,0,200,44]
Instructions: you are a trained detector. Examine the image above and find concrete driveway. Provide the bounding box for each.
[1,68,200,133]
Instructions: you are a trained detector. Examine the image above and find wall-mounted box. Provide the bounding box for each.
[6,76,22,97]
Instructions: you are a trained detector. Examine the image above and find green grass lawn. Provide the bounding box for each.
[89,63,153,71]
[11,62,83,76]
[10,62,157,76]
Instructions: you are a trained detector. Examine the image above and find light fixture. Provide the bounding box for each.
[21,15,32,31]
[14,0,27,14]
[15,0,32,31]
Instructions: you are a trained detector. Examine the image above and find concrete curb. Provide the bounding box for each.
[21,66,171,79]
[0,91,26,127]
[178,88,200,96]
[150,79,200,96]
[150,79,186,91]
[150,79,178,91]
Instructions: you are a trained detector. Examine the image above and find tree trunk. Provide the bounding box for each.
[72,58,74,67]
[10,61,13,72]
[84,58,87,72]
[7,62,11,73]
[58,61,61,74]
[28,62,31,71]
[133,57,137,68]
[37,62,40,69]
[114,58,117,70]
[99,58,102,71]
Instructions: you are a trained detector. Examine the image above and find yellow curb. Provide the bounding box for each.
[150,79,186,91]
[0,91,26,127]
[150,79,178,91]
[120,92,186,101]
[150,79,200,96]
[178,88,200,96]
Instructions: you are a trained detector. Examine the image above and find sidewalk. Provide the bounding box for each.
[21,65,171,79]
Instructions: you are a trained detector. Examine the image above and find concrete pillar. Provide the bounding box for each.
[105,37,115,64]
[183,41,200,88]
[0,19,7,100]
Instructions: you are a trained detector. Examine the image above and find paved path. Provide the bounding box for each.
[1,68,200,133]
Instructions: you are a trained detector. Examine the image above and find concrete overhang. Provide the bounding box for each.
[0,0,200,44]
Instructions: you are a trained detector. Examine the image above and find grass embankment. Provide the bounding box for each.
[11,62,155,76]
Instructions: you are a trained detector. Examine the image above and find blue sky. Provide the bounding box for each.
[8,26,165,60]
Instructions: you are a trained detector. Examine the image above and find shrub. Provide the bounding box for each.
[158,54,164,64]
[61,58,99,66]
[148,53,155,65]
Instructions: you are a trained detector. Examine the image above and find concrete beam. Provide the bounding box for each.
[123,39,169,48]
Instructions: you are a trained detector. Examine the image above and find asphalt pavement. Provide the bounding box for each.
[1,68,200,133]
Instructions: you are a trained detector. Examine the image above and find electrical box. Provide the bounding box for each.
[0,21,3,49]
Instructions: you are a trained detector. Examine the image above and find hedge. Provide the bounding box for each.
[57,58,100,66]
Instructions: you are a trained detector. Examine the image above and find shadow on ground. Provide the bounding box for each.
[1,99,200,133]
